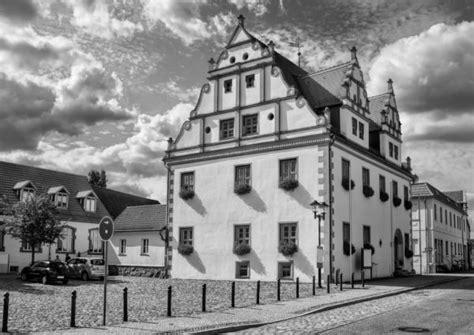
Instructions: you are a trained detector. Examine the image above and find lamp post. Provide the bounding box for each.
[311,200,328,288]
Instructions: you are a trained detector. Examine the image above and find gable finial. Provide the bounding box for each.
[268,40,275,53]
[238,14,245,27]
[208,57,215,71]
[350,46,358,61]
[387,78,393,93]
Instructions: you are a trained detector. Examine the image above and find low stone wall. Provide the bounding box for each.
[109,265,167,278]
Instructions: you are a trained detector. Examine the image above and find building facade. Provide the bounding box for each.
[411,183,470,273]
[163,16,415,282]
[0,161,158,273]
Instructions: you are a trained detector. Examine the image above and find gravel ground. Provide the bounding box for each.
[0,275,321,333]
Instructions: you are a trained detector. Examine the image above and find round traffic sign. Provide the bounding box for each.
[99,216,114,241]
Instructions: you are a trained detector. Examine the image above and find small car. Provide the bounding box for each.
[20,260,69,284]
[67,257,105,281]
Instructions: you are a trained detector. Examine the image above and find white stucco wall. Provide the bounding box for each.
[109,231,165,267]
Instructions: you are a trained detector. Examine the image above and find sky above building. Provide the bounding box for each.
[0,0,472,219]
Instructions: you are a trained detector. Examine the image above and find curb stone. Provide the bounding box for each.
[188,277,466,334]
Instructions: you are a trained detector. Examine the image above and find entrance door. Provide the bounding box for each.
[394,229,403,269]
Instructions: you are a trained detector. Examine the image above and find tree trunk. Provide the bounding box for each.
[31,244,36,265]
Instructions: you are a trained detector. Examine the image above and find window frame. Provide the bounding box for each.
[343,222,350,244]
[21,187,35,202]
[279,222,297,245]
[394,145,399,160]
[363,225,371,245]
[342,159,350,180]
[434,204,437,220]
[392,180,398,198]
[234,224,250,245]
[235,165,251,187]
[224,79,232,93]
[119,239,127,255]
[235,261,250,279]
[141,239,149,255]
[362,167,370,187]
[219,118,235,140]
[379,175,386,193]
[245,74,255,88]
[279,158,298,183]
[56,226,76,254]
[88,228,103,254]
[83,196,97,212]
[352,117,357,136]
[278,261,294,280]
[179,227,194,247]
[181,172,195,192]
[242,114,258,137]
[389,142,394,157]
[359,121,364,139]
[20,240,41,253]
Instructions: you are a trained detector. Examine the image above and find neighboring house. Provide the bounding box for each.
[108,204,167,277]
[163,16,415,282]
[0,161,158,273]
[411,183,470,273]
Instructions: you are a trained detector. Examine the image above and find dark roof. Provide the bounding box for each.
[114,204,166,232]
[91,185,159,219]
[411,182,466,213]
[0,161,109,223]
[368,93,390,125]
[443,190,466,204]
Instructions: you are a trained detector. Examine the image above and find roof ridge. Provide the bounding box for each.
[301,60,352,79]
[369,92,390,100]
[0,160,88,180]
[91,184,158,201]
[123,203,165,210]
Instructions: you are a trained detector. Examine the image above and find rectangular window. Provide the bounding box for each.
[278,262,293,280]
[141,239,149,255]
[359,122,364,139]
[362,168,370,186]
[242,114,258,136]
[279,223,297,244]
[179,227,193,246]
[446,241,449,255]
[352,118,357,135]
[342,159,350,180]
[57,227,74,253]
[21,240,41,252]
[84,196,96,212]
[88,229,102,253]
[280,158,297,182]
[120,239,126,255]
[224,79,232,93]
[220,118,234,140]
[56,192,68,209]
[392,180,398,199]
[404,186,409,201]
[440,206,443,223]
[235,165,251,187]
[379,175,386,193]
[394,145,399,160]
[236,261,250,279]
[389,142,394,157]
[245,74,255,88]
[445,210,447,225]
[434,204,437,220]
[363,226,371,245]
[234,225,250,245]
[181,172,194,192]
[0,229,4,252]
[404,233,410,253]
[343,222,350,243]
[21,187,35,202]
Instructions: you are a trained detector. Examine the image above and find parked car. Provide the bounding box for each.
[20,260,69,284]
[67,257,105,281]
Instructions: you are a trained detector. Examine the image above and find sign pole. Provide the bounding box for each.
[103,240,108,326]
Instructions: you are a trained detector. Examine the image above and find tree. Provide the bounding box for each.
[88,169,107,187]
[4,194,64,265]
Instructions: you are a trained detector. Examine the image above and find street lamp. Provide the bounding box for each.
[310,200,328,288]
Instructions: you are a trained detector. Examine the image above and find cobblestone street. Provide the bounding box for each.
[0,274,317,333]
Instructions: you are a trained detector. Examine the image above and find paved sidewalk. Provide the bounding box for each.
[35,274,465,335]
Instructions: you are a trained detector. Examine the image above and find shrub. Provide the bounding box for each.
[178,243,194,255]
[393,197,402,207]
[233,242,251,255]
[380,191,389,202]
[279,240,298,256]
[234,184,252,195]
[179,188,195,200]
[363,185,374,198]
[404,200,412,210]
[364,243,375,255]
[343,241,356,256]
[405,249,414,258]
[279,179,299,191]
[341,178,355,191]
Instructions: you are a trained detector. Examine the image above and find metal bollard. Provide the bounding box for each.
[312,275,316,296]
[2,292,9,333]
[327,275,330,294]
[167,286,172,317]
[123,288,128,322]
[256,280,260,305]
[340,273,343,291]
[70,291,76,328]
[202,284,206,312]
[277,279,281,301]
[335,271,339,286]
[318,268,322,288]
[362,271,365,288]
[231,281,235,308]
[351,272,354,289]
[296,277,299,299]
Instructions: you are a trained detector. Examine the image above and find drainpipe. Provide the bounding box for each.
[328,133,335,282]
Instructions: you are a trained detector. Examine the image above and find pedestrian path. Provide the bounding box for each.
[35,275,464,335]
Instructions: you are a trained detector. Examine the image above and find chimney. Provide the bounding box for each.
[350,46,357,61]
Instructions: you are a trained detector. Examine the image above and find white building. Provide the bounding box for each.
[411,183,470,273]
[0,161,158,273]
[163,16,415,282]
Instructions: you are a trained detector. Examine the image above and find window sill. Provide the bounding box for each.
[56,250,75,254]
[141,253,150,256]
[119,253,127,256]
[19,248,42,253]
[236,276,250,279]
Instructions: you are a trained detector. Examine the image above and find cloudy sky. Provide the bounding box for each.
[0,0,472,217]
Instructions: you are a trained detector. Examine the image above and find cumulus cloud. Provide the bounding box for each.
[0,0,37,24]
[229,0,270,16]
[65,0,144,39]
[141,0,234,46]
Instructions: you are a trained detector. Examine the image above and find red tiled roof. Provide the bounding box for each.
[91,185,159,219]
[114,204,166,232]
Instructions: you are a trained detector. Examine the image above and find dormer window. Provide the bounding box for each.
[76,190,97,213]
[13,181,36,202]
[48,186,69,209]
